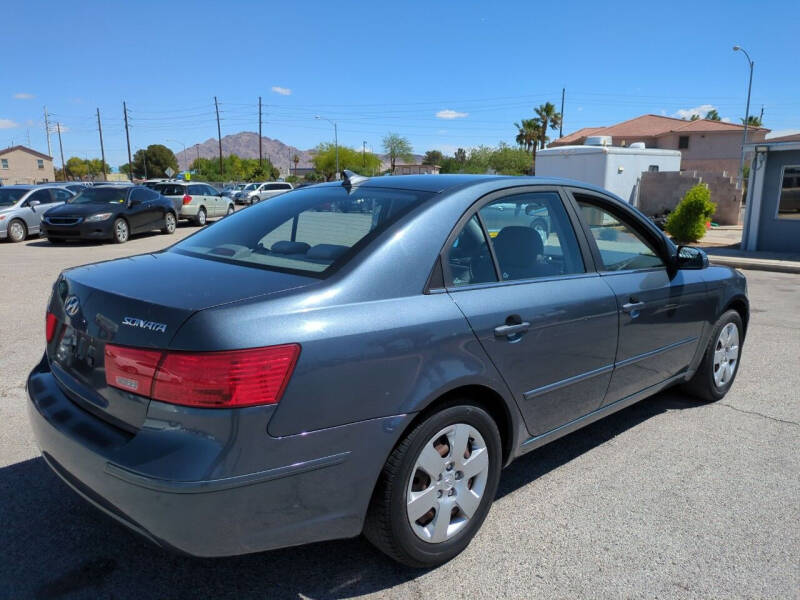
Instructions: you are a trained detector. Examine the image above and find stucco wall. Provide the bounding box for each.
[0,149,55,184]
[638,170,742,225]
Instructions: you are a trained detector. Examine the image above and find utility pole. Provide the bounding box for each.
[123,101,133,181]
[363,141,367,168]
[43,107,52,157]
[258,96,263,168]
[214,96,223,177]
[559,87,565,138]
[56,122,66,181]
[96,108,107,181]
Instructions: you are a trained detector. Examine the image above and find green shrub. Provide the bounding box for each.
[665,184,716,243]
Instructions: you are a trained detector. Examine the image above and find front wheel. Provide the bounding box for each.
[112,218,129,244]
[7,219,27,243]
[161,212,177,234]
[683,309,743,402]
[364,402,502,568]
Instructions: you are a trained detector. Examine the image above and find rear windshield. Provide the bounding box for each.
[70,187,128,204]
[155,184,187,196]
[171,185,433,276]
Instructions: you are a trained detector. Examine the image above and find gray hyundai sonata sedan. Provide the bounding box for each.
[28,172,748,567]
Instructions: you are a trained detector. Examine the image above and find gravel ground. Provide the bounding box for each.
[0,226,797,599]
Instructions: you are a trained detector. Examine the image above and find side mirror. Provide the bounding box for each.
[675,245,709,270]
[28,200,41,208]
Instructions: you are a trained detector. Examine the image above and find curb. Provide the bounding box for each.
[708,256,800,274]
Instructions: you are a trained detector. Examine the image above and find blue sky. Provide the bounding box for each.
[2,0,797,169]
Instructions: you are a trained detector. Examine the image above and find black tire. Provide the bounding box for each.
[364,401,502,568]
[226,204,234,216]
[7,219,27,243]
[683,309,744,402]
[47,237,65,244]
[161,212,177,234]
[112,218,129,244]
[195,207,207,226]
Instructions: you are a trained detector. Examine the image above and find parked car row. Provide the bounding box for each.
[1,180,236,244]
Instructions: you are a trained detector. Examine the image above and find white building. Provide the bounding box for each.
[535,137,681,204]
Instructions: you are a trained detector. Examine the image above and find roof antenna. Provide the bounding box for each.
[341,169,368,188]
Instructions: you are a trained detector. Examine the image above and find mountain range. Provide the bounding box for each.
[174,131,424,173]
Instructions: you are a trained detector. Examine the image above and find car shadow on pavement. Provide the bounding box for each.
[0,390,700,600]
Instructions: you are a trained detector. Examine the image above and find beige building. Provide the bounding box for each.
[0,145,55,185]
[551,114,769,177]
[393,163,440,175]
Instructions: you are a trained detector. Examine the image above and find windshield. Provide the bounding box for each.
[243,183,258,191]
[155,184,187,196]
[0,189,28,207]
[171,185,433,276]
[70,187,128,204]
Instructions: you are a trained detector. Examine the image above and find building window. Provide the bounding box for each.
[777,165,800,220]
[1,159,7,169]
[648,165,659,172]
[678,136,690,149]
[37,159,44,169]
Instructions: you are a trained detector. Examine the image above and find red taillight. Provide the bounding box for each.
[104,344,300,408]
[105,345,162,395]
[46,312,59,342]
[182,194,192,205]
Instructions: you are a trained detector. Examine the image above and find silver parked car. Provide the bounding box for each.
[155,181,234,225]
[0,185,75,242]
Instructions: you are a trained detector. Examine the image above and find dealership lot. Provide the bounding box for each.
[0,230,797,598]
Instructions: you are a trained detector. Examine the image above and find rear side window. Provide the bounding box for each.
[172,186,433,276]
[156,184,188,196]
[478,192,585,281]
[577,200,664,271]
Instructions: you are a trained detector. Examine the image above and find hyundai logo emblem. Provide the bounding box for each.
[64,295,80,317]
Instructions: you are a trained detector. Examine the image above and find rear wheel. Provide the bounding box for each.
[161,212,176,234]
[683,310,743,401]
[364,402,502,568]
[195,207,207,226]
[7,219,27,243]
[112,218,129,244]
[226,204,234,216]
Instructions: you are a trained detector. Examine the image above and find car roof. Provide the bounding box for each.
[1,184,37,190]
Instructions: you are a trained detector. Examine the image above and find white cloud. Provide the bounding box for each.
[436,109,468,120]
[0,119,19,129]
[51,124,69,133]
[721,117,732,123]
[13,93,34,100]
[674,104,718,120]
[271,86,291,96]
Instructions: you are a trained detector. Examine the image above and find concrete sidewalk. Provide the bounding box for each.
[695,226,800,274]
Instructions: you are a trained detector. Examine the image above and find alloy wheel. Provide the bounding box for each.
[406,423,490,543]
[713,322,739,388]
[165,213,176,233]
[115,219,129,243]
[8,220,25,242]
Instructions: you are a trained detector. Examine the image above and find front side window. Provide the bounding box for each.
[172,186,433,276]
[577,199,664,271]
[51,189,73,203]
[777,165,800,220]
[26,189,51,205]
[446,216,496,287]
[478,192,585,281]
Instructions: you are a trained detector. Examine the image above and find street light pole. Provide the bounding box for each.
[733,45,754,189]
[316,115,339,179]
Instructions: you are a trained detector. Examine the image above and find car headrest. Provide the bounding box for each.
[493,226,543,268]
[306,244,349,261]
[271,241,311,255]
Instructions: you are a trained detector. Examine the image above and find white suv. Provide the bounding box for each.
[238,181,293,205]
[155,182,233,226]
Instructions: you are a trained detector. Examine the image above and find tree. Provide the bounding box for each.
[382,133,413,172]
[292,153,300,176]
[705,109,721,121]
[65,157,89,179]
[130,144,179,179]
[741,115,762,127]
[534,102,562,149]
[422,150,444,166]
[189,154,278,181]
[454,148,467,164]
[312,143,382,180]
[514,117,542,173]
[690,114,701,121]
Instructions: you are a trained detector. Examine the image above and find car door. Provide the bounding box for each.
[20,188,53,233]
[125,188,155,232]
[444,187,619,437]
[206,184,222,216]
[569,191,710,404]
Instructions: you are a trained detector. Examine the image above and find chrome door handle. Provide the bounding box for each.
[494,322,531,337]
[622,301,646,312]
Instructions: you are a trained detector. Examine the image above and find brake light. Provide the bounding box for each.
[46,312,59,342]
[104,344,300,408]
[182,194,192,205]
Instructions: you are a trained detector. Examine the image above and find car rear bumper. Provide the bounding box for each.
[27,355,413,557]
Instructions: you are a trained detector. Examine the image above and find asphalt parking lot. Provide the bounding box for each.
[0,227,798,599]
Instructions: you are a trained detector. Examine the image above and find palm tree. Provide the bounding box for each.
[705,109,721,121]
[534,102,562,149]
[514,118,542,173]
[741,115,763,127]
[292,153,299,176]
